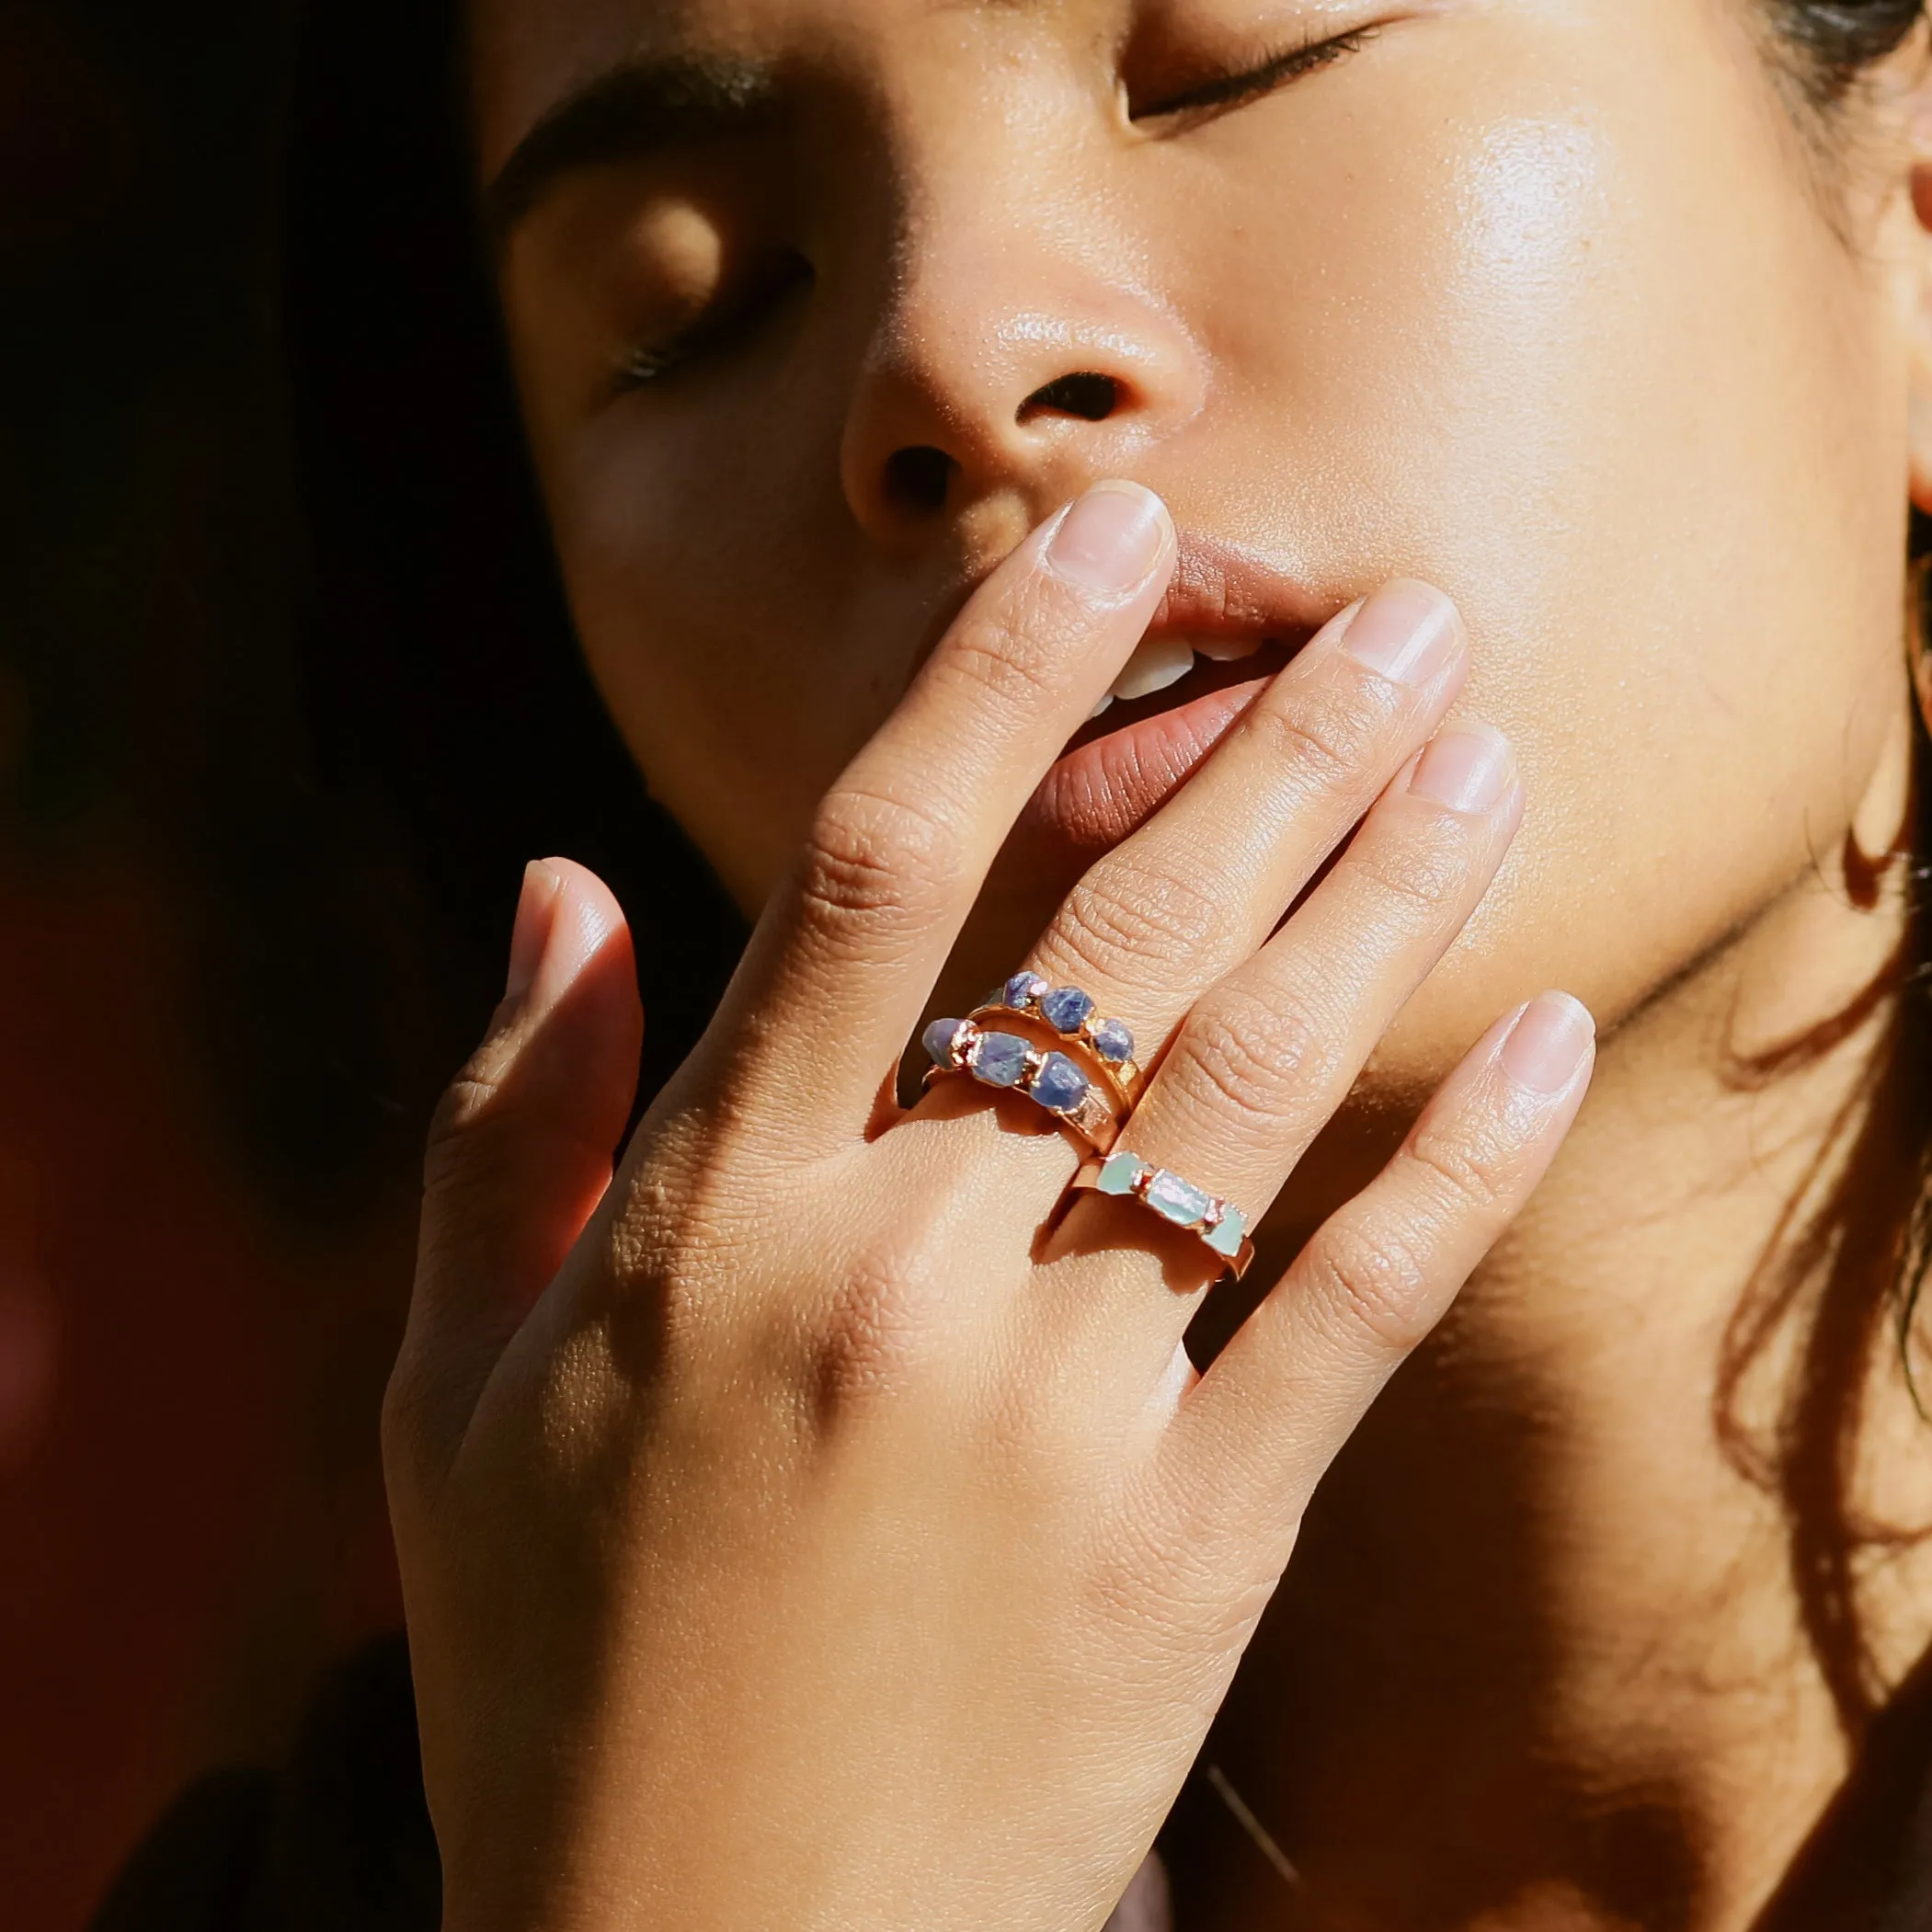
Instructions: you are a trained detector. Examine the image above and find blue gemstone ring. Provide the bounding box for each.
[1071,1150,1256,1283]
[920,1016,1125,1153]
[971,972,1146,1110]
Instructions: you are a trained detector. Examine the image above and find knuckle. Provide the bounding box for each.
[1405,1116,1518,1220]
[426,1063,496,1162]
[941,588,1073,718]
[1052,863,1221,981]
[423,1051,516,1192]
[1303,1215,1438,1355]
[612,1149,755,1308]
[1084,1510,1263,1678]
[1250,673,1398,792]
[797,784,960,934]
[423,1044,623,1209]
[1353,817,1477,917]
[806,1244,939,1426]
[1179,985,1338,1132]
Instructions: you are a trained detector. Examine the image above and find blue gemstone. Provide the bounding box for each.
[970,1031,1033,1089]
[1004,971,1049,1011]
[1090,1017,1135,1064]
[1040,985,1095,1034]
[922,1018,969,1067]
[1029,1052,1091,1114]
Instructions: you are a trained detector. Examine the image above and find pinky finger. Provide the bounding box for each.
[1158,991,1595,1564]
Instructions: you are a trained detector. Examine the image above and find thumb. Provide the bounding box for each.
[389,857,643,1480]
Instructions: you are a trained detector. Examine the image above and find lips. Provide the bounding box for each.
[1016,529,1341,866]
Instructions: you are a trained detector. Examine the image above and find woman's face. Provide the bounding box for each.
[474,0,1927,1088]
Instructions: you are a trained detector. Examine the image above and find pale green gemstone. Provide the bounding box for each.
[1146,1169,1213,1229]
[1096,1151,1149,1196]
[1205,1209,1247,1260]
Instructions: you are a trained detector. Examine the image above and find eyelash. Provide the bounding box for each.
[612,252,813,394]
[609,27,1374,394]
[1130,24,1379,123]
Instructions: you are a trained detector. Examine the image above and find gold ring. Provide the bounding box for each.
[921,1016,1126,1154]
[974,972,1147,1110]
[1071,1150,1256,1282]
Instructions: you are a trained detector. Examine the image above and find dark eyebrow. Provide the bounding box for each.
[483,56,779,246]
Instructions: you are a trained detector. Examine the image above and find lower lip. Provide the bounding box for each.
[1014,670,1277,866]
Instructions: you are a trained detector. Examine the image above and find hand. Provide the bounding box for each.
[384,482,1595,1932]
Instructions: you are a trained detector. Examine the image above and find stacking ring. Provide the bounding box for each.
[922,1016,1124,1153]
[974,972,1147,1109]
[1072,1149,1256,1282]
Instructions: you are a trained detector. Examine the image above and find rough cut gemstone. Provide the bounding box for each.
[1004,971,1050,1011]
[922,1018,970,1067]
[1089,1017,1136,1065]
[1040,985,1096,1034]
[1146,1168,1214,1229]
[1205,1207,1247,1260]
[1029,1052,1091,1115]
[1095,1151,1149,1196]
[970,1031,1033,1088]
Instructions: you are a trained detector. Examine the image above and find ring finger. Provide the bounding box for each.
[1046,714,1525,1358]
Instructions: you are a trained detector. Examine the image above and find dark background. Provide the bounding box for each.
[1,5,421,1923]
[0,4,749,1922]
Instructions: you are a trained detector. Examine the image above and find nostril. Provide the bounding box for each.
[1018,372,1121,424]
[882,445,954,515]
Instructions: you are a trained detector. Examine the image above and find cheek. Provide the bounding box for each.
[537,400,905,912]
[1185,14,1910,1068]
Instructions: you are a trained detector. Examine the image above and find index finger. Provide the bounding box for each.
[699,482,1177,1146]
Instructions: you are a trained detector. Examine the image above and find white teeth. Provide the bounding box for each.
[1194,634,1266,662]
[1091,633,1272,719]
[1107,634,1195,703]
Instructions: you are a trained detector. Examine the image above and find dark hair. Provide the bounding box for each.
[279,0,746,1201]
[1774,0,1927,80]
[1707,0,1932,1747]
[277,0,1932,1732]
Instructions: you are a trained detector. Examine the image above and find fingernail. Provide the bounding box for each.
[1500,992,1595,1096]
[1045,481,1171,595]
[1410,722,1515,814]
[1340,579,1463,686]
[505,860,564,1001]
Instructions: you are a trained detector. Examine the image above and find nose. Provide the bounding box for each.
[838,216,1205,547]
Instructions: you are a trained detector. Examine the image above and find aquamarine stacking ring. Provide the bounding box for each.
[1072,1150,1257,1283]
[922,1015,1125,1154]
[973,972,1147,1109]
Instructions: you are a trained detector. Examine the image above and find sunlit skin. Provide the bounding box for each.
[379,0,1932,1926]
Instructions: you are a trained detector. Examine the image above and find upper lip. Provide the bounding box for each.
[1143,528,1335,647]
[912,524,1339,676]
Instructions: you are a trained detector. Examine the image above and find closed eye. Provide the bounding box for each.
[1129,25,1379,125]
[612,249,813,395]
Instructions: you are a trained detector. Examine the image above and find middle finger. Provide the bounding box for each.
[1012,579,1469,1069]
